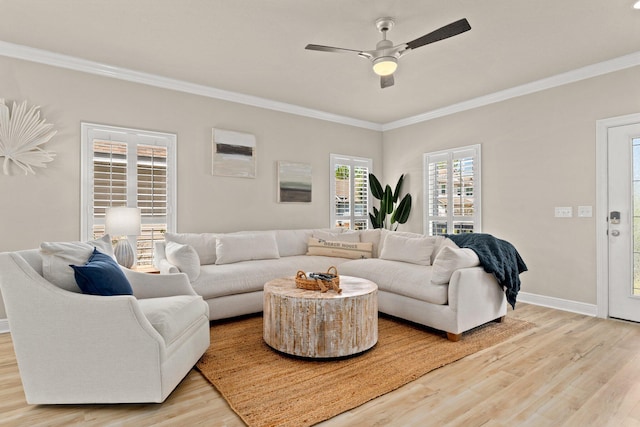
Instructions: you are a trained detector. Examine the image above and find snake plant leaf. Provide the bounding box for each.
[383,185,394,214]
[376,206,387,228]
[369,212,378,228]
[391,193,412,225]
[392,174,404,203]
[369,173,384,200]
[0,99,56,175]
[370,207,381,228]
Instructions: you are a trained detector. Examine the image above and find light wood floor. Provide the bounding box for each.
[1,303,639,427]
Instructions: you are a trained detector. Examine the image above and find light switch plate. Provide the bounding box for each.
[555,207,573,218]
[578,206,593,217]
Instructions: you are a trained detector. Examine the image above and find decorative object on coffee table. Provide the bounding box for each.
[295,266,340,293]
[264,275,377,358]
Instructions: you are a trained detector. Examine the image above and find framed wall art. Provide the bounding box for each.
[277,161,312,203]
[212,128,256,178]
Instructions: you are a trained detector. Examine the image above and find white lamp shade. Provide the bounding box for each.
[105,207,141,236]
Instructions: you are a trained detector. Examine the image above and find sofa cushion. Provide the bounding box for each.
[377,231,445,263]
[313,229,360,242]
[138,295,207,345]
[165,241,201,281]
[165,232,218,265]
[339,258,448,305]
[306,237,373,259]
[70,248,133,296]
[359,228,382,258]
[40,235,114,292]
[215,232,280,265]
[379,233,435,266]
[274,229,314,256]
[192,255,351,299]
[431,246,480,285]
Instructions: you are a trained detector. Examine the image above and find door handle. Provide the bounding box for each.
[611,230,620,236]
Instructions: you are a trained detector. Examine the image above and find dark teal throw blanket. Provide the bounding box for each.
[446,233,527,309]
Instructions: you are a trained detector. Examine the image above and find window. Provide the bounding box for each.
[330,154,372,230]
[423,144,481,236]
[81,123,177,266]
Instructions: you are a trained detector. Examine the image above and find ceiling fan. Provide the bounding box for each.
[305,17,471,89]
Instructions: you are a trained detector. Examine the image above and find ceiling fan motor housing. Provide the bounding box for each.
[375,17,395,33]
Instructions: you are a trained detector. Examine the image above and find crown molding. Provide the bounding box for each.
[382,50,640,131]
[1,40,639,132]
[0,41,382,132]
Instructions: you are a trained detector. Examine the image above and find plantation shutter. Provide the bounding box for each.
[424,145,481,236]
[330,154,372,230]
[136,145,169,265]
[82,124,176,266]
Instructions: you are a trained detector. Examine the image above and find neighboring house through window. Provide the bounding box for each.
[423,144,481,236]
[330,154,372,230]
[81,123,177,266]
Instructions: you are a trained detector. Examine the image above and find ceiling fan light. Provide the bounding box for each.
[372,57,398,76]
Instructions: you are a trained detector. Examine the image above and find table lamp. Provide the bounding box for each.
[105,207,141,268]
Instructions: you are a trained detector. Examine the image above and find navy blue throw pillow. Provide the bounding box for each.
[70,248,133,296]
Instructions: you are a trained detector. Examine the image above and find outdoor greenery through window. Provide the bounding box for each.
[423,145,481,236]
[81,123,176,266]
[330,154,372,230]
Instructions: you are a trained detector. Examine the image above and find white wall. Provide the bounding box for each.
[383,66,640,305]
[0,56,382,318]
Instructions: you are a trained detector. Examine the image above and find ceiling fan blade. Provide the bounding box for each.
[380,74,394,89]
[405,18,471,50]
[305,44,363,54]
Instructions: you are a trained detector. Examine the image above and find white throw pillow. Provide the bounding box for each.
[165,241,201,282]
[431,246,481,285]
[165,232,218,265]
[313,229,360,242]
[40,235,114,292]
[306,237,373,259]
[431,236,454,263]
[359,228,382,258]
[378,233,435,266]
[215,232,280,265]
[274,229,314,257]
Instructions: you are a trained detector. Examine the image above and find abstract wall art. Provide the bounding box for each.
[212,128,256,178]
[277,161,312,203]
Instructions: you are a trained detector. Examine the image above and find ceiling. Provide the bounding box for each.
[1,0,639,125]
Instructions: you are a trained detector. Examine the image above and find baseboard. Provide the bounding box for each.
[518,292,598,317]
[0,318,9,334]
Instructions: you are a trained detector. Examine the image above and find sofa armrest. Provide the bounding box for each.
[122,268,197,298]
[448,266,505,313]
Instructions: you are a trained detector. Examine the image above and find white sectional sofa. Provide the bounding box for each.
[155,228,508,341]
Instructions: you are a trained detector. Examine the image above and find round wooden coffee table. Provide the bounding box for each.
[263,275,378,358]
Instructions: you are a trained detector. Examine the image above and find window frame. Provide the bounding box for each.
[423,144,481,236]
[80,122,177,262]
[329,153,373,230]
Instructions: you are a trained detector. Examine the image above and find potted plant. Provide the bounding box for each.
[369,173,412,230]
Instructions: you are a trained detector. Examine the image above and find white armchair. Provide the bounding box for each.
[0,249,210,404]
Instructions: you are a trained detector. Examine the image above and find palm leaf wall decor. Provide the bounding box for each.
[0,99,56,175]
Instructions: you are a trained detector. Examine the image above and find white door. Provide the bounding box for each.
[608,123,640,322]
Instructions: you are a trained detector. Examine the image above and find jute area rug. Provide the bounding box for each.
[196,315,533,427]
